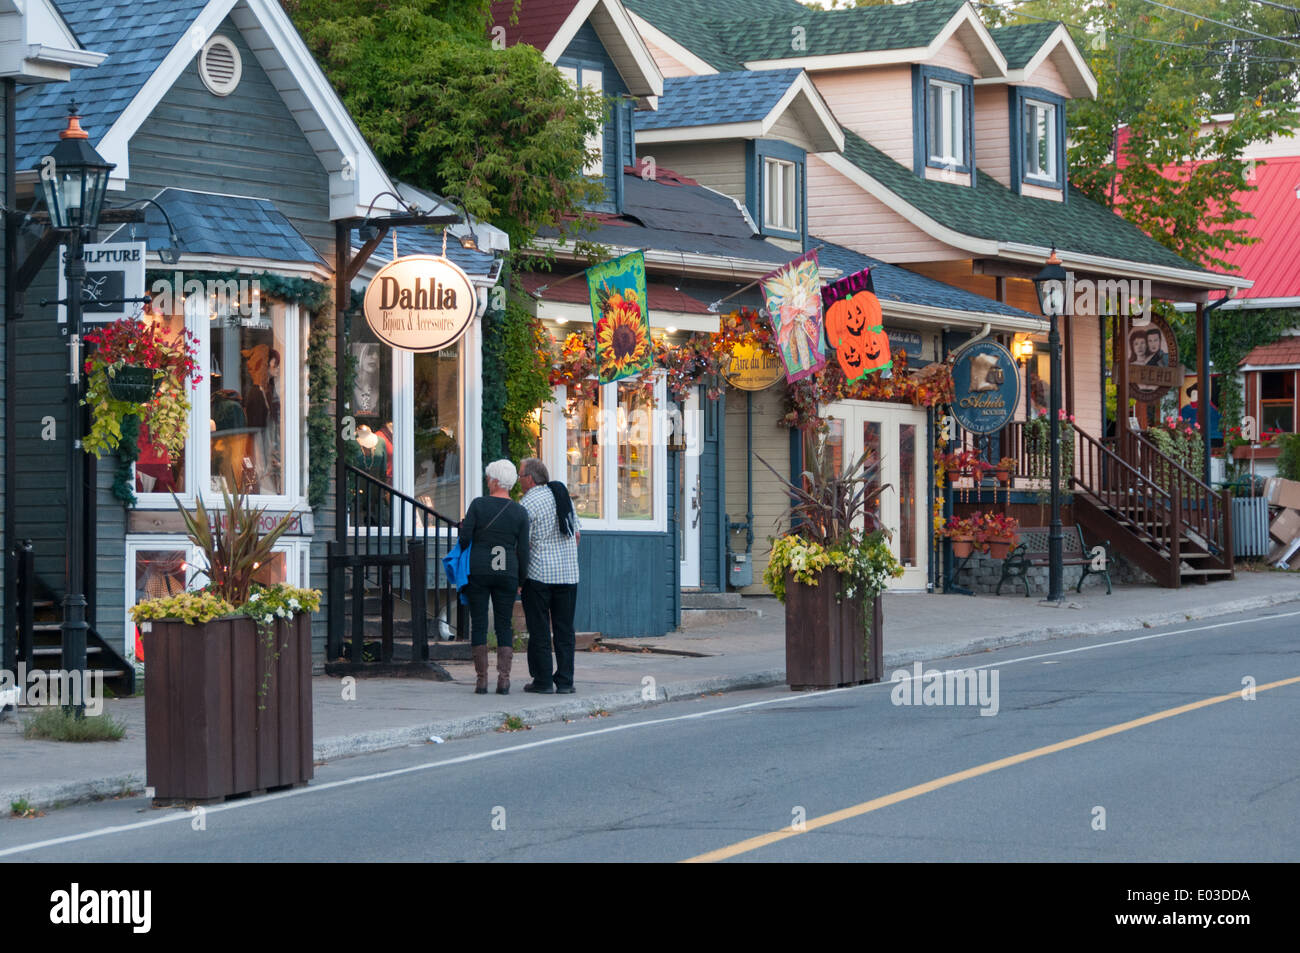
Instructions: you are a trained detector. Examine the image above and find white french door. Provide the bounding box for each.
[823,399,928,591]
[678,390,701,588]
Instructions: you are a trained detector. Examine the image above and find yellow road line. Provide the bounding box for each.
[683,674,1300,863]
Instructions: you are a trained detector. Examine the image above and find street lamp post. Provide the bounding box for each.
[36,106,115,712]
[1033,250,1067,604]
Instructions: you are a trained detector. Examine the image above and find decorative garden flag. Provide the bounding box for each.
[587,251,651,384]
[823,266,891,382]
[760,250,826,383]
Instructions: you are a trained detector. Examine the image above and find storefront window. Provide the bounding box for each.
[413,345,460,516]
[617,381,654,521]
[899,423,917,567]
[863,421,881,524]
[566,381,602,520]
[135,305,188,494]
[210,302,286,495]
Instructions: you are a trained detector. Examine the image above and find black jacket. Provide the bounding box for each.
[459,496,529,581]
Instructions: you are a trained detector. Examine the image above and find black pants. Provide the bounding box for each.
[522,580,577,689]
[466,575,517,648]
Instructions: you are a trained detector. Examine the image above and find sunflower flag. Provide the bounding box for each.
[587,251,651,385]
[760,250,826,383]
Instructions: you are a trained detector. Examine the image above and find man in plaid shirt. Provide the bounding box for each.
[518,458,580,693]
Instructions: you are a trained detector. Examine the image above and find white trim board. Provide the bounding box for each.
[543,0,663,99]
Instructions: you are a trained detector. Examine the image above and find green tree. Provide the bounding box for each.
[282,0,606,253]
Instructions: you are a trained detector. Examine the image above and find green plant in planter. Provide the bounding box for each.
[1277,433,1300,482]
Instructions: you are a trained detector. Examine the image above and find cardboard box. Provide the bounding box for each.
[1264,477,1300,511]
[1268,507,1300,544]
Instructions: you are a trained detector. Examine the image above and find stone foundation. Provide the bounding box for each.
[952,550,1153,595]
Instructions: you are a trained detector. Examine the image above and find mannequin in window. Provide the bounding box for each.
[377,420,395,481]
[210,383,250,493]
[355,424,388,478]
[241,343,281,494]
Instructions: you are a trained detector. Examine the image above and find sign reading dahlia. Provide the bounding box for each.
[587,251,651,384]
[760,250,825,383]
[363,254,476,352]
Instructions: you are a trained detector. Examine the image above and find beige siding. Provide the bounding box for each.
[644,38,698,78]
[767,110,817,153]
[1022,53,1073,98]
[974,85,1011,186]
[925,32,980,75]
[1069,299,1104,441]
[644,142,747,205]
[1021,181,1064,202]
[813,66,913,167]
[923,166,970,186]
[807,155,966,262]
[725,383,792,594]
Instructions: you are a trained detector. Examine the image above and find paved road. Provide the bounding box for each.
[2,606,1298,862]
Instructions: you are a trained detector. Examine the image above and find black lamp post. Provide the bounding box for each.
[36,105,115,711]
[1033,249,1067,603]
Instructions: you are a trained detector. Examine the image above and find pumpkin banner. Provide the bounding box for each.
[760,251,826,383]
[587,251,651,385]
[822,267,891,381]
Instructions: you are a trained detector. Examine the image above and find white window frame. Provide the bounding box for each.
[763,157,798,232]
[559,64,605,179]
[134,294,307,514]
[1022,98,1057,182]
[539,374,668,533]
[927,79,965,167]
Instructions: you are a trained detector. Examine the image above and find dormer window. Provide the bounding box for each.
[1009,86,1067,194]
[558,62,604,178]
[1022,98,1057,181]
[748,140,805,240]
[912,66,974,178]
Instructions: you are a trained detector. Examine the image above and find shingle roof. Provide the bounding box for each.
[105,189,326,265]
[815,239,1042,321]
[623,0,802,71]
[1241,338,1300,367]
[15,0,210,168]
[514,271,713,314]
[635,69,804,130]
[354,227,500,277]
[838,128,1212,274]
[989,21,1061,70]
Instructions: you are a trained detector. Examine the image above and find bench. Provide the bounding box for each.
[996,525,1112,596]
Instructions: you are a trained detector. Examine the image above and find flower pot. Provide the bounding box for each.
[995,469,1012,484]
[142,613,313,804]
[950,536,975,559]
[784,570,883,690]
[986,538,1013,560]
[107,364,158,403]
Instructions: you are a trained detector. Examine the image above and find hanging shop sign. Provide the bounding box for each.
[57,241,146,324]
[1125,313,1179,403]
[587,250,652,384]
[951,340,1019,435]
[761,250,826,383]
[363,254,476,352]
[821,266,890,381]
[887,330,923,363]
[723,341,783,391]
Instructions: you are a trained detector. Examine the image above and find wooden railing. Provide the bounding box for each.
[1073,426,1175,552]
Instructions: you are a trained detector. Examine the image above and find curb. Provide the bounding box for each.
[5,589,1298,812]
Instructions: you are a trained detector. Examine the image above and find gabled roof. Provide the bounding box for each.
[634,68,843,152]
[490,0,663,100]
[624,0,800,73]
[104,187,325,266]
[17,0,402,219]
[824,128,1246,289]
[1241,337,1300,369]
[983,21,1096,98]
[816,239,1043,326]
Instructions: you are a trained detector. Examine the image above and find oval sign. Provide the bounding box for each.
[723,342,783,391]
[363,254,476,353]
[951,341,1019,435]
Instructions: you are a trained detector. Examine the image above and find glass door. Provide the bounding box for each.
[678,390,701,588]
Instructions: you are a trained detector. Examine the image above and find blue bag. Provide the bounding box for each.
[442,542,471,605]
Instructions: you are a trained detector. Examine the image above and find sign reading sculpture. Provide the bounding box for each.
[363,254,476,352]
[951,341,1019,434]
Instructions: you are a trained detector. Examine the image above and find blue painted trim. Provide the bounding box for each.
[913,65,975,179]
[1009,85,1067,198]
[615,100,626,214]
[717,388,728,592]
[751,138,806,240]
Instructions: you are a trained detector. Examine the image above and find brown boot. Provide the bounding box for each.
[472,645,489,695]
[496,646,513,695]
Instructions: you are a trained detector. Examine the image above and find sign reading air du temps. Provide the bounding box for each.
[363,254,476,352]
[57,241,146,324]
[950,340,1019,435]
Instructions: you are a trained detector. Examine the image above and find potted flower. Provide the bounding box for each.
[82,310,200,472]
[994,456,1017,484]
[758,444,904,690]
[130,488,318,804]
[939,514,979,558]
[975,511,1020,559]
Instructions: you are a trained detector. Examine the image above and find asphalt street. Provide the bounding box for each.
[2,605,1297,863]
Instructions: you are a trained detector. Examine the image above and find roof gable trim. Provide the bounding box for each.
[544,0,664,97]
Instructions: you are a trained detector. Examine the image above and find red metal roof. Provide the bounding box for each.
[1241,338,1300,367]
[515,271,714,315]
[489,0,579,52]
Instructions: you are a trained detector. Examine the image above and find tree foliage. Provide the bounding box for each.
[282,0,605,252]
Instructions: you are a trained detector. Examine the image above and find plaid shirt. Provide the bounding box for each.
[521,485,581,584]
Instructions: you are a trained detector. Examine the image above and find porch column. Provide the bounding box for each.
[1196,301,1210,483]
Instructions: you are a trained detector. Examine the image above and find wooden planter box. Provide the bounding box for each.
[784,570,884,690]
[143,614,313,804]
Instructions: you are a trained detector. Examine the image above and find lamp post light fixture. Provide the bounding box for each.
[1014,337,1035,417]
[1032,248,1067,604]
[36,104,115,713]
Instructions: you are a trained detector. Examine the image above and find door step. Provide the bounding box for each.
[680,592,763,629]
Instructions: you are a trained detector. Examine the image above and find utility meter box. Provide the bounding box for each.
[728,551,753,588]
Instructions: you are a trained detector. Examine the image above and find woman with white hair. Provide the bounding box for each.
[458,459,529,694]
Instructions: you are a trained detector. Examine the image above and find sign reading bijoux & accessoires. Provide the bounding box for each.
[363,254,475,352]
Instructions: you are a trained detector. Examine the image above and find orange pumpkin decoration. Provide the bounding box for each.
[825,298,851,349]
[829,291,891,380]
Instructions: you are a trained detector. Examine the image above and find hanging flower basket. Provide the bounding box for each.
[106,364,159,403]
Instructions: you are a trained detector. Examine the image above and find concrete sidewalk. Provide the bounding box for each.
[3,569,1298,811]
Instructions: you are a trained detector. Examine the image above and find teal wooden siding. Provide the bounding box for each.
[575,531,675,637]
[699,388,723,591]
